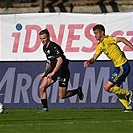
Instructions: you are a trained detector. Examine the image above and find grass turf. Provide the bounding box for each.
[0,108,133,133]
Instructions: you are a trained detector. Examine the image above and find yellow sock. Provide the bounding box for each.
[118,98,132,109]
[110,86,132,109]
[110,86,128,97]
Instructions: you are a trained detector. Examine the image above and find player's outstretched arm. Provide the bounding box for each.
[84,54,99,68]
[117,37,133,50]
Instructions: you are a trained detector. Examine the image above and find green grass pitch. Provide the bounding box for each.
[0,108,133,133]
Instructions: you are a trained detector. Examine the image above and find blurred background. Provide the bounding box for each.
[0,0,133,109]
[0,0,133,14]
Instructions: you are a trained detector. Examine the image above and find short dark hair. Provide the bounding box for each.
[93,24,105,33]
[39,29,50,36]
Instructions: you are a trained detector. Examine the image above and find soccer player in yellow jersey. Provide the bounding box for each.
[84,24,133,112]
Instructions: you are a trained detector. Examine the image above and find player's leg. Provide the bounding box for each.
[110,85,132,111]
[104,62,133,111]
[39,77,55,112]
[104,81,132,110]
[104,81,128,97]
[58,78,84,100]
[58,61,84,100]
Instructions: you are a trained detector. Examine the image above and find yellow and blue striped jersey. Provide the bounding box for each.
[95,35,127,67]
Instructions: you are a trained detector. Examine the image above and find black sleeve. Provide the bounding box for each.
[53,45,64,58]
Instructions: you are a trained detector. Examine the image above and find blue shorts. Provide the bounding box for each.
[109,62,130,86]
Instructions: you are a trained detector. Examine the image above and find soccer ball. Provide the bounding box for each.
[0,103,4,114]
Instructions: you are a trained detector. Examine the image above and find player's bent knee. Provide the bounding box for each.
[39,86,43,92]
[39,85,46,92]
[103,84,110,92]
[59,94,65,99]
